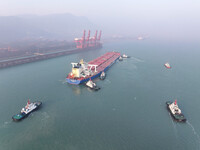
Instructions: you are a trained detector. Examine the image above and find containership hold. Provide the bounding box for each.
[66,52,121,84]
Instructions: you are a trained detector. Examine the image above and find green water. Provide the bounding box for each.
[0,40,200,150]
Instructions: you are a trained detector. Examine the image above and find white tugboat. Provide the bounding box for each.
[99,71,106,80]
[122,54,129,58]
[164,62,171,69]
[12,99,42,122]
[166,99,186,122]
[119,56,123,61]
[86,79,100,91]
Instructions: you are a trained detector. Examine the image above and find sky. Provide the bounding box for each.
[0,0,200,41]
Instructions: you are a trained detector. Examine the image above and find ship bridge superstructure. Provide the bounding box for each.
[70,60,98,78]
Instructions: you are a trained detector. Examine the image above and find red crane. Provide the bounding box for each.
[94,30,98,46]
[74,30,86,48]
[98,30,102,41]
[85,30,90,48]
[75,30,102,49]
[89,30,98,47]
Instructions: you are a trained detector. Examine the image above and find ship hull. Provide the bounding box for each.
[66,72,101,84]
[66,52,120,85]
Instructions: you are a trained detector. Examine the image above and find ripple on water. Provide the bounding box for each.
[0,121,11,129]
[40,112,50,129]
[187,121,200,146]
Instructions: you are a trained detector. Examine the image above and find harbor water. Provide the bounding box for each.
[0,40,200,150]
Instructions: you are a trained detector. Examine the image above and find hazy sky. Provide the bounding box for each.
[1,0,199,17]
[0,0,200,40]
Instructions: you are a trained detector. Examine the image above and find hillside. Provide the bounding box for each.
[0,13,97,43]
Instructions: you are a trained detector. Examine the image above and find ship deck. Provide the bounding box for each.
[88,52,121,72]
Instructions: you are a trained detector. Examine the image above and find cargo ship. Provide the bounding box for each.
[66,52,121,84]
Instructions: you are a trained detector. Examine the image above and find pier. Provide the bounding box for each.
[0,44,102,69]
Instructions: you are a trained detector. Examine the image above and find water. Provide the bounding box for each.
[0,40,200,150]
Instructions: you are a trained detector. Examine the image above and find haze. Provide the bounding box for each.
[0,0,200,42]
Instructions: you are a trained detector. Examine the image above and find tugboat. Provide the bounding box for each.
[12,99,42,122]
[86,79,100,91]
[164,62,171,69]
[122,54,129,58]
[99,71,106,80]
[166,99,186,122]
[119,56,123,61]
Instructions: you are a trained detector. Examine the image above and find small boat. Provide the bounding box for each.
[99,71,106,80]
[12,99,42,122]
[119,56,123,61]
[122,54,129,58]
[137,36,144,40]
[164,62,171,69]
[86,80,100,91]
[166,100,186,122]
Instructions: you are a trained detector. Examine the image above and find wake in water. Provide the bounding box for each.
[41,112,50,121]
[132,64,137,69]
[58,79,67,84]
[187,121,200,144]
[131,56,145,62]
[168,116,200,149]
[104,79,111,84]
[0,120,12,129]
[58,80,67,84]
[169,112,178,139]
[39,112,50,130]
